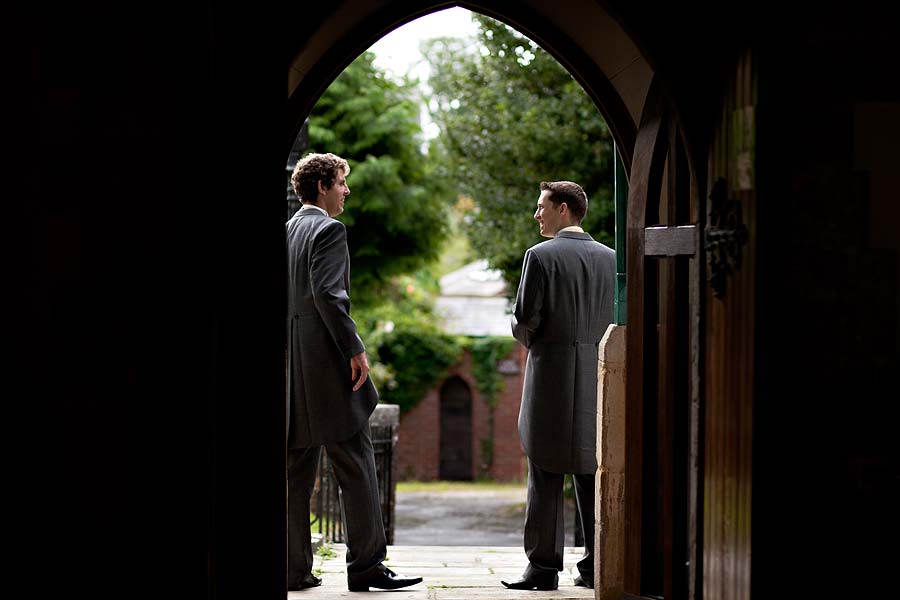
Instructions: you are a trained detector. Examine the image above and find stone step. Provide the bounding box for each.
[292,544,594,599]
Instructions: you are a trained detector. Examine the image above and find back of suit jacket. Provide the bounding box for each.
[512,231,615,473]
[286,209,378,448]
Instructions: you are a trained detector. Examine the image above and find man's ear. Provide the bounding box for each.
[317,180,328,196]
[559,202,569,216]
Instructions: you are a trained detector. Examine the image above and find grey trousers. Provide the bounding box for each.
[288,423,387,587]
[523,458,595,581]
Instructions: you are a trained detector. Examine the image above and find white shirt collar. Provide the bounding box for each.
[558,225,585,234]
[300,203,329,217]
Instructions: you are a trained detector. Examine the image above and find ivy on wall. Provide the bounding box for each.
[368,335,518,415]
[466,337,517,408]
[464,336,517,478]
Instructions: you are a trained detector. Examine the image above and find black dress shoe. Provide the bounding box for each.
[500,573,559,591]
[287,574,322,591]
[348,567,423,592]
[573,574,594,588]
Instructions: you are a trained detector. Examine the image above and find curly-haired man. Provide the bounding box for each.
[286,152,422,592]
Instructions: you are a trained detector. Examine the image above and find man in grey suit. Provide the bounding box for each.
[286,152,422,592]
[501,181,615,591]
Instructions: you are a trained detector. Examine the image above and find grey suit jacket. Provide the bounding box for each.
[286,208,378,448]
[512,231,615,473]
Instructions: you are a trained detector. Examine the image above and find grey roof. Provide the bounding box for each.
[436,260,512,337]
[435,296,513,337]
[439,259,507,297]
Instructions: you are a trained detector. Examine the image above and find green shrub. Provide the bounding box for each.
[369,321,462,414]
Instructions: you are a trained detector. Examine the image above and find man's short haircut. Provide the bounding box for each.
[540,180,588,223]
[291,152,350,204]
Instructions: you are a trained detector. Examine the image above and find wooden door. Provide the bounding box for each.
[439,376,473,480]
[625,76,703,600]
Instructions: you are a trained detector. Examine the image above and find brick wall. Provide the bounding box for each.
[395,386,440,481]
[490,343,528,481]
[396,344,527,481]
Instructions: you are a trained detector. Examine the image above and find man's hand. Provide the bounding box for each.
[349,351,370,391]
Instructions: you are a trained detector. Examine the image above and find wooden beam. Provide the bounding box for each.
[644,225,697,257]
[626,74,669,595]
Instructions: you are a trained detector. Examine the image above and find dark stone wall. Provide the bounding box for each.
[7,1,898,599]
[752,2,900,596]
[8,2,288,599]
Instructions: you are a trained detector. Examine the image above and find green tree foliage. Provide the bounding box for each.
[307,51,452,307]
[423,15,614,292]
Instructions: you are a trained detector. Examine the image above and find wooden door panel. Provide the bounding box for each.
[439,377,473,481]
[625,49,755,600]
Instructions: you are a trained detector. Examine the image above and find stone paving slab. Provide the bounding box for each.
[292,544,594,599]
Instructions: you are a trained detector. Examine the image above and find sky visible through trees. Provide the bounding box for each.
[312,9,614,297]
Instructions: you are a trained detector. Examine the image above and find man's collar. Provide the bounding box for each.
[555,229,593,241]
[300,203,329,217]
[557,225,584,234]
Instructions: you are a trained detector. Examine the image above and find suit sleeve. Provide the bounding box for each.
[309,220,366,360]
[511,249,544,348]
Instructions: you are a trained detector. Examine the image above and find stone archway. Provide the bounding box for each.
[283,4,704,599]
[285,0,654,170]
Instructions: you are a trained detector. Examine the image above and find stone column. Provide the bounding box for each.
[595,324,626,600]
[368,402,399,428]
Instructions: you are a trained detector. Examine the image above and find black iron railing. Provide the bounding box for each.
[311,424,396,544]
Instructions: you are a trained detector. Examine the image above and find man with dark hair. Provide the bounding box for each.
[501,180,615,591]
[286,152,422,592]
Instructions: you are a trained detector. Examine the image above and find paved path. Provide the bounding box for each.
[294,544,594,599]
[394,487,576,547]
